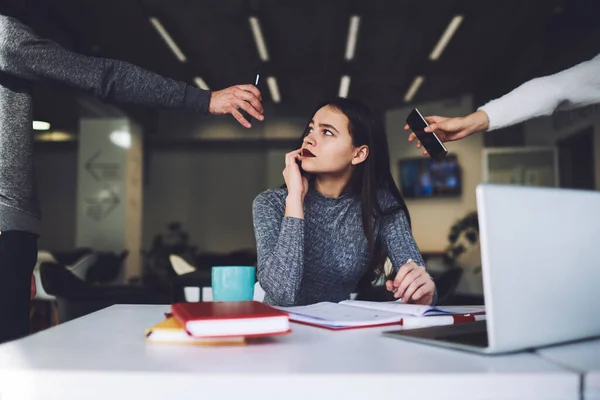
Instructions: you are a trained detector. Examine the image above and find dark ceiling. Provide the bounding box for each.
[3,0,600,134]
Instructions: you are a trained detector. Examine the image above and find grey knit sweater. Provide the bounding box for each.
[252,186,430,307]
[0,15,210,233]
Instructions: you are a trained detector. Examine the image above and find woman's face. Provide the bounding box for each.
[300,105,367,175]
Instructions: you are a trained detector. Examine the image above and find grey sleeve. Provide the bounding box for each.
[252,193,304,306]
[380,210,425,270]
[380,210,438,305]
[0,15,210,113]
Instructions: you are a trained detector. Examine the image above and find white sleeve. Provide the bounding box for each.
[478,53,600,131]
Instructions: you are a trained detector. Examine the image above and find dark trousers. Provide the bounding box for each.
[0,231,38,344]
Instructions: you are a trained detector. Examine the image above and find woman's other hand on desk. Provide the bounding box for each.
[284,149,309,219]
[385,260,435,305]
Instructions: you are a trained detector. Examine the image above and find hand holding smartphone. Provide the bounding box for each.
[241,68,261,125]
[405,108,448,161]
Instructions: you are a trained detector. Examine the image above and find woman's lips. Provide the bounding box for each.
[302,149,316,157]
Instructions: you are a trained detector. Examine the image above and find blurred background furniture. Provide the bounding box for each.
[39,250,165,322]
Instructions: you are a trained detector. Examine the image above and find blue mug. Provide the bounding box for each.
[211,266,255,302]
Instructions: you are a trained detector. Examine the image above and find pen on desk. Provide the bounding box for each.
[392,258,413,301]
[402,313,486,329]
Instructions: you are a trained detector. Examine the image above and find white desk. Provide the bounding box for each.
[0,305,579,400]
[537,339,600,400]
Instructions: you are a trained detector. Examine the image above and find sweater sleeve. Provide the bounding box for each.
[380,209,426,274]
[479,53,600,131]
[0,15,210,113]
[252,191,305,306]
[378,191,437,304]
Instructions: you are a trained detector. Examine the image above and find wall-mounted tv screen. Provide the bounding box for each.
[399,155,462,199]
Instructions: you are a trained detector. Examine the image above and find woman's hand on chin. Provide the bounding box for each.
[283,149,309,199]
[284,149,309,218]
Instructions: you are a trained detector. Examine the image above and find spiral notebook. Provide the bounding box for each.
[278,300,485,330]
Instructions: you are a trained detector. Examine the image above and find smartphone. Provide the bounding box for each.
[406,108,448,161]
[241,68,261,125]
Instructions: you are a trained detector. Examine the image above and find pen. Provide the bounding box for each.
[392,258,413,301]
[402,313,486,329]
[245,68,261,125]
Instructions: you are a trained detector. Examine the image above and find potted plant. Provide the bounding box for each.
[444,211,484,300]
[444,211,480,271]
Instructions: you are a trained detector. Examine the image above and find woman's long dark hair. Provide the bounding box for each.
[300,97,412,280]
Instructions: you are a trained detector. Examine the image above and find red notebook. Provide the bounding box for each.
[171,301,291,338]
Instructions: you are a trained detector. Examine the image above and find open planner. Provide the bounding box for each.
[277,300,485,330]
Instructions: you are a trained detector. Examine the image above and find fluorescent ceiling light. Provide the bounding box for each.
[249,16,269,62]
[33,121,50,131]
[194,77,210,90]
[338,75,351,98]
[149,17,187,63]
[429,15,464,61]
[266,76,281,103]
[404,75,425,102]
[344,15,360,61]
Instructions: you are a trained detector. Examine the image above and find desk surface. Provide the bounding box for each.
[0,305,579,400]
[537,339,600,400]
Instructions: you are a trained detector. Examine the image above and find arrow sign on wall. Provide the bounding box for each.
[85,150,120,181]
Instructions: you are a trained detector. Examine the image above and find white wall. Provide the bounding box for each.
[385,96,482,252]
[76,118,143,279]
[35,145,273,256]
[75,119,130,252]
[33,135,305,259]
[142,148,267,253]
[144,111,306,253]
[524,104,600,190]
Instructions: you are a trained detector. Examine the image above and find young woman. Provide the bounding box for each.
[252,98,436,307]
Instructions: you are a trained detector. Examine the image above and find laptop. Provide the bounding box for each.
[384,183,600,354]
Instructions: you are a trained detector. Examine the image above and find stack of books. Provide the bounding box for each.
[145,301,291,346]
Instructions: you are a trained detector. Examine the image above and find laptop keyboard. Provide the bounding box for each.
[385,320,489,348]
[437,330,489,347]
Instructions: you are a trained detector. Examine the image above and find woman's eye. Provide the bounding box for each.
[324,130,334,136]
